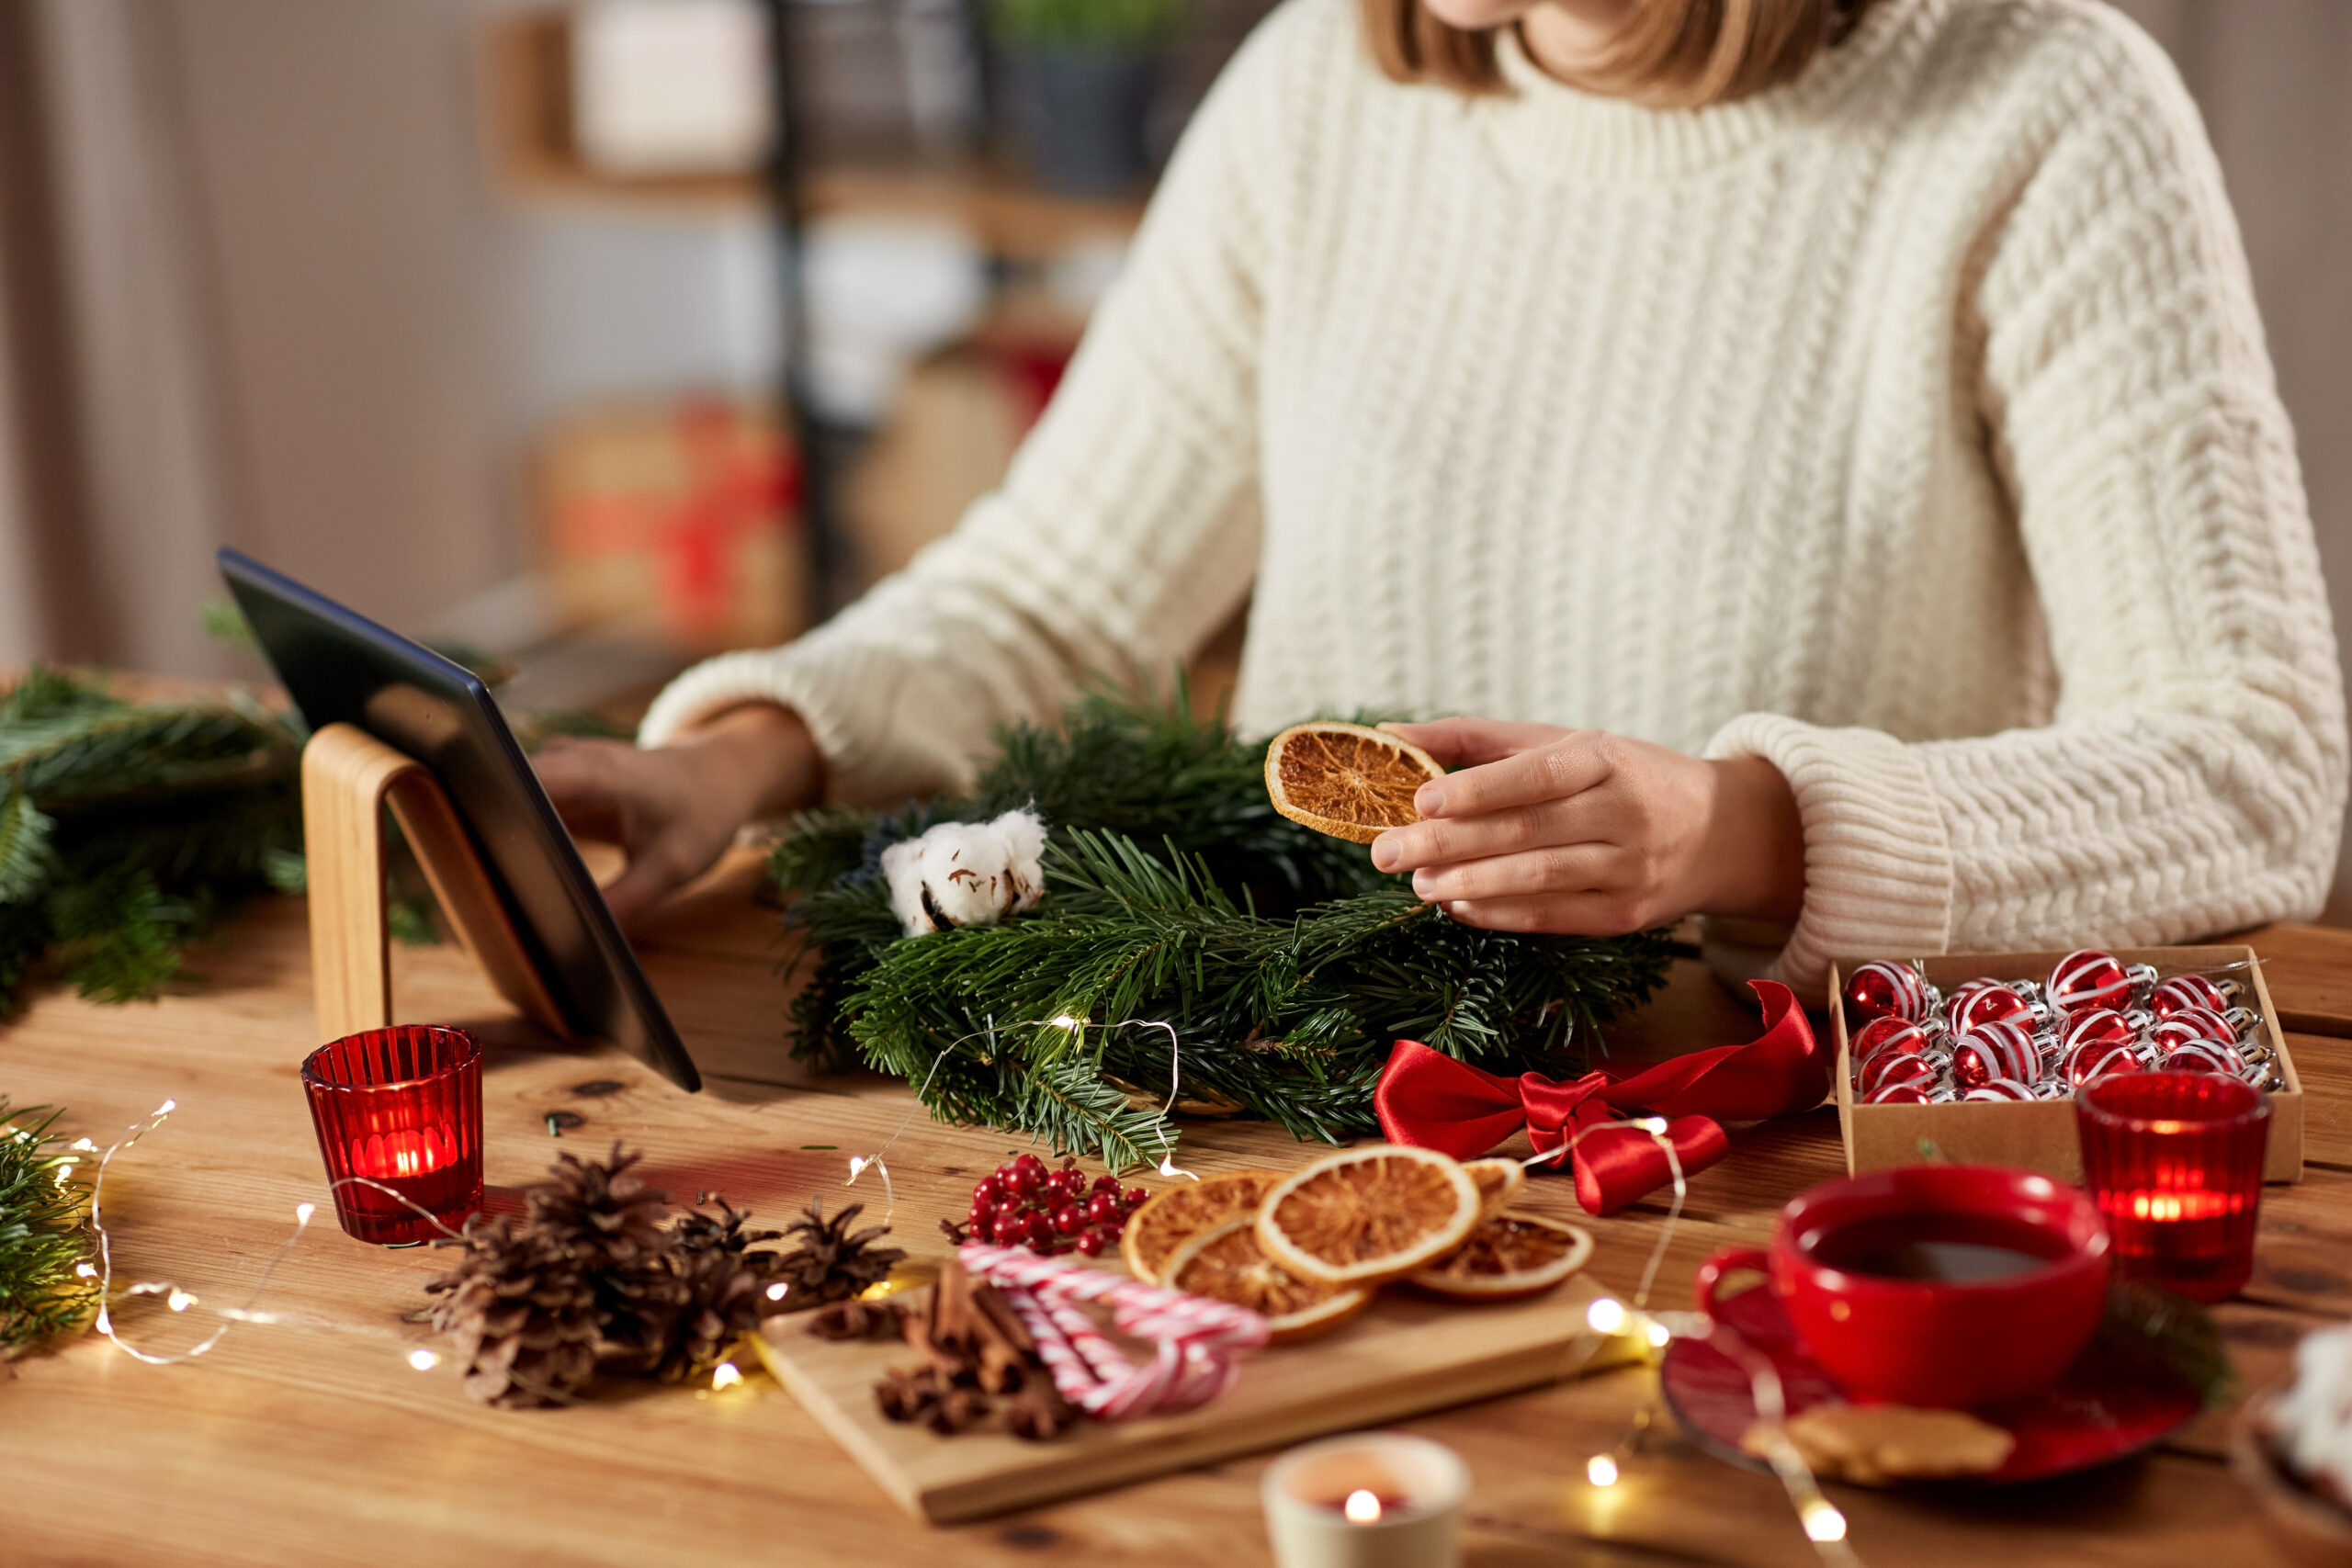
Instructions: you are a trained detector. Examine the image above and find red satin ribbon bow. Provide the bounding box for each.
[1373,980,1823,1215]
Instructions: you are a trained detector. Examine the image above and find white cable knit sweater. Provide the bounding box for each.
[643,0,2347,988]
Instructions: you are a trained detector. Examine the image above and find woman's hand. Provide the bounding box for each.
[1368,718,1804,935]
[533,704,822,928]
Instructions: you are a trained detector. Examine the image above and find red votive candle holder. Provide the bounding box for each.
[302,1025,484,1247]
[2075,1069,2269,1303]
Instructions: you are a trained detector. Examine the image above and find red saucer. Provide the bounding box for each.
[1661,1283,2206,1484]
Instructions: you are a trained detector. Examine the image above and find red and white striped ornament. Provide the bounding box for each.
[2147,974,2234,1020]
[1845,960,1932,1025]
[2055,1007,2139,1057]
[959,1244,1269,1422]
[2046,950,2153,1015]
[1951,1020,2040,1090]
[2147,1009,2254,1055]
[1860,1050,1940,1099]
[1852,1016,1939,1071]
[2161,1039,2246,1076]
[1962,1077,2038,1102]
[2063,1037,2147,1089]
[1949,982,2044,1034]
[1864,1082,1935,1106]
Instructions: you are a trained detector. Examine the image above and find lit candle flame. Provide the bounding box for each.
[408,1348,438,1371]
[712,1361,744,1391]
[1342,1489,1382,1524]
[1587,1454,1620,1487]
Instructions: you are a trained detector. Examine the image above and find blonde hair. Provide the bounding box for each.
[1360,0,1876,107]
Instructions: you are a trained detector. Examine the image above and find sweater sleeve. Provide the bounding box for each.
[1707,15,2348,989]
[637,6,1298,800]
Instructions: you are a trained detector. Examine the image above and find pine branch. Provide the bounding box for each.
[48,874,200,1003]
[0,666,300,1011]
[0,1100,96,1350]
[0,790,53,905]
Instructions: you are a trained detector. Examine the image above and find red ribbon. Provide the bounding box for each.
[1373,980,1823,1215]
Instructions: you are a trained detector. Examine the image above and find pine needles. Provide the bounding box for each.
[0,1100,95,1351]
[769,693,1675,1169]
[0,666,304,1012]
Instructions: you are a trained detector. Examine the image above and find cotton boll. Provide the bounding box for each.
[882,809,1049,936]
[2274,1322,2352,1504]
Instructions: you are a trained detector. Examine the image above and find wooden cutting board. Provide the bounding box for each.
[751,1269,1642,1523]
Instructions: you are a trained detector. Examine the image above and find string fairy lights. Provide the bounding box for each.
[82,1099,321,1365]
[1519,1114,1861,1566]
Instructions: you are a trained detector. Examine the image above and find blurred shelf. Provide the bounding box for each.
[479,7,1146,259]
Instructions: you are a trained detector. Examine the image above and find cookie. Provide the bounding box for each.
[1742,1403,2016,1485]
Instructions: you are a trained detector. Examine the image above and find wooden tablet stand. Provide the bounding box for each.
[301,722,568,1043]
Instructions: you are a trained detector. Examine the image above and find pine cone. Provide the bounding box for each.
[639,1197,791,1382]
[527,1145,673,1271]
[526,1145,684,1368]
[424,1213,600,1409]
[775,1199,906,1312]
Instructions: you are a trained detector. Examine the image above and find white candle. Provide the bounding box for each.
[1261,1433,1469,1568]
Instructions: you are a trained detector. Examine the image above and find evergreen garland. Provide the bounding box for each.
[0,1100,95,1350]
[0,660,623,1015]
[0,666,306,1013]
[770,692,1676,1170]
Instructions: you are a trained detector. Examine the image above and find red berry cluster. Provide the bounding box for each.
[944,1153,1147,1258]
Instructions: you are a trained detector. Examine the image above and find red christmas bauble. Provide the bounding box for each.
[2064,1038,2146,1089]
[1950,983,2043,1033]
[1863,1082,1935,1105]
[2148,974,2232,1019]
[2162,1006,2251,1045]
[1859,1050,1939,1099]
[1845,960,1931,1024]
[1962,1077,2037,1102]
[2047,949,2130,1013]
[1941,978,2000,1032]
[1951,1020,2040,1089]
[1852,1016,1938,1069]
[2161,1039,2245,1076]
[2055,1007,2139,1057]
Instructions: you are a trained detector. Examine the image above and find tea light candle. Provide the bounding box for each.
[1261,1433,1468,1568]
[302,1025,485,1247]
[2075,1069,2269,1303]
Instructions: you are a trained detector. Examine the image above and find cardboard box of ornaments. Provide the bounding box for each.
[1828,945,2304,1185]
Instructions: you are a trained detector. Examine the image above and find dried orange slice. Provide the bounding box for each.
[1162,1217,1371,1345]
[1120,1169,1283,1286]
[1255,1145,1480,1286]
[1263,722,1444,844]
[1406,1213,1595,1302]
[1464,1157,1525,1221]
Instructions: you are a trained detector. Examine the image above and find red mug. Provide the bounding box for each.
[1694,1165,2110,1408]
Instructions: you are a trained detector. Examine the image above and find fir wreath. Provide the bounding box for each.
[770,692,1678,1171]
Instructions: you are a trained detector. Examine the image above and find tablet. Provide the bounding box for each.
[219,548,701,1092]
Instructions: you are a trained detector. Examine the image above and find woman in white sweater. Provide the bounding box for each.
[539,0,2346,990]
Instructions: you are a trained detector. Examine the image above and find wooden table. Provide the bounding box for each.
[4,853,2348,1567]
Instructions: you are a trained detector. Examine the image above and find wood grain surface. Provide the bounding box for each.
[2,848,2347,1567]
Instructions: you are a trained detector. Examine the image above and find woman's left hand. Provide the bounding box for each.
[1369,718,1805,935]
